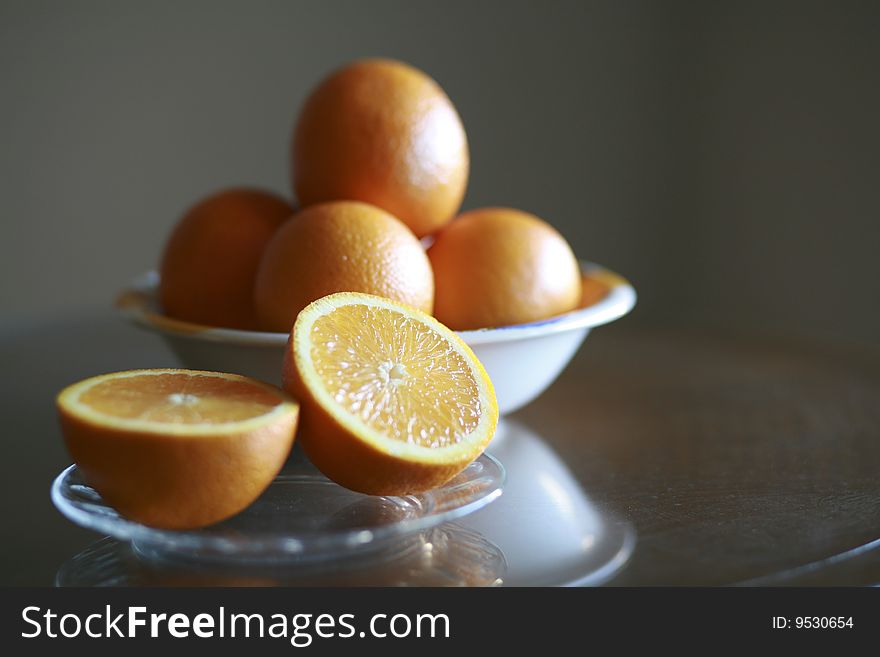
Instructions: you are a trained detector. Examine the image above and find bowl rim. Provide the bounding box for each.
[115,261,636,347]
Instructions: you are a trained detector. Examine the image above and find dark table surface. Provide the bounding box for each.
[3,309,879,586]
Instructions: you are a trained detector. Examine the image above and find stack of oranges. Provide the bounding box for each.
[57,59,588,530]
[158,58,584,335]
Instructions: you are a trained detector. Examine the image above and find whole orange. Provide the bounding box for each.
[254,201,434,332]
[291,58,469,238]
[159,188,294,330]
[427,208,583,330]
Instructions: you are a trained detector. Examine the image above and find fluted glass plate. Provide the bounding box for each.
[51,453,504,565]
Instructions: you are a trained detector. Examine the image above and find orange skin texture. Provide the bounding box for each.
[58,407,298,530]
[159,188,294,330]
[254,201,434,333]
[428,208,583,330]
[292,58,469,238]
[281,334,495,496]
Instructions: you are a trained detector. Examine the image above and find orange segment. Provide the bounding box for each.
[57,370,299,529]
[284,293,497,496]
[77,371,285,424]
[310,304,482,448]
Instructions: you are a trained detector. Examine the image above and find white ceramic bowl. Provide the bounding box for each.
[116,262,636,415]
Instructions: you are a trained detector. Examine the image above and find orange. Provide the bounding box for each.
[292,58,469,237]
[282,293,497,496]
[254,201,434,333]
[57,369,299,529]
[159,188,294,330]
[428,208,583,330]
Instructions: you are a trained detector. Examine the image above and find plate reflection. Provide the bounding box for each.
[460,419,635,586]
[56,523,506,587]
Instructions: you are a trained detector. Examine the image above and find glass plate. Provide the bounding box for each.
[52,453,504,565]
[56,524,507,587]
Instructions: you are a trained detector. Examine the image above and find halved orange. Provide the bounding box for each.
[283,292,498,496]
[57,369,298,529]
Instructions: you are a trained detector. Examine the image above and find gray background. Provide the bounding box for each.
[2,0,879,343]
